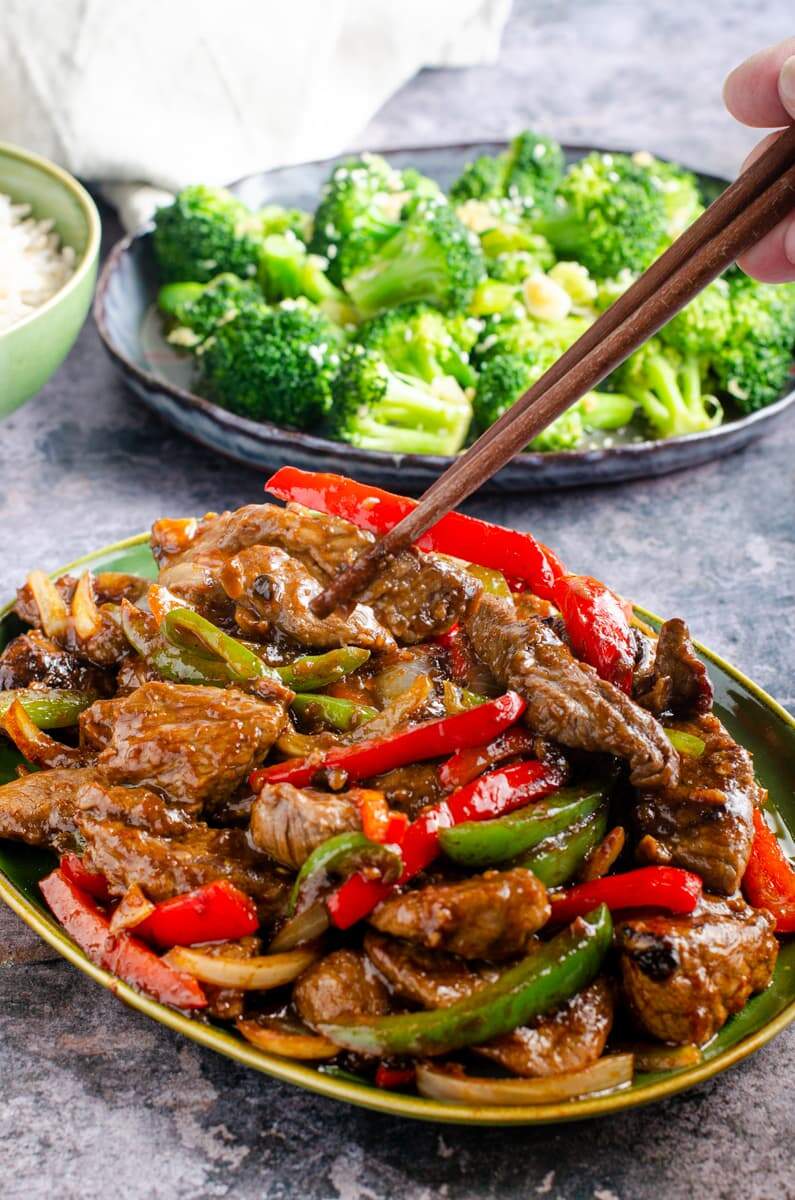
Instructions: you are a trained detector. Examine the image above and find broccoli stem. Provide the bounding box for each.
[631,352,722,438]
[578,391,636,430]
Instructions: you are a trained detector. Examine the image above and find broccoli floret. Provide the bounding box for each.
[632,152,703,239]
[310,154,406,284]
[502,130,565,209]
[197,300,342,427]
[457,199,556,264]
[158,273,262,347]
[258,233,357,327]
[490,245,555,283]
[474,311,590,364]
[473,351,633,449]
[535,152,668,277]
[356,303,477,388]
[256,204,313,244]
[712,276,795,412]
[153,185,261,283]
[449,155,506,204]
[449,130,564,211]
[616,340,722,437]
[343,200,485,317]
[326,345,472,454]
[469,278,522,317]
[659,278,732,360]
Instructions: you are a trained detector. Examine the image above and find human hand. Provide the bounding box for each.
[724,38,795,281]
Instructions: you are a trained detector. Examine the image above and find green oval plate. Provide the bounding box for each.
[1,535,793,1125]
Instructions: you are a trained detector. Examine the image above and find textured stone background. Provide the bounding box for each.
[1,2,793,1197]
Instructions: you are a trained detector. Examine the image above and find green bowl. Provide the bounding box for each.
[0,141,101,417]
[1,535,794,1125]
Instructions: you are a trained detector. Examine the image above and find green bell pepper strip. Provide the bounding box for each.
[289,832,403,916]
[664,728,706,758]
[162,608,276,683]
[290,693,378,732]
[438,783,609,868]
[319,904,612,1057]
[278,648,371,691]
[0,688,96,730]
[121,603,231,686]
[516,806,609,887]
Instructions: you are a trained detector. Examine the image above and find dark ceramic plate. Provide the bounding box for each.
[94,143,795,492]
[1,538,794,1124]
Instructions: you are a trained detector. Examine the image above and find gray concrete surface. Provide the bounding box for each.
[1,2,793,1197]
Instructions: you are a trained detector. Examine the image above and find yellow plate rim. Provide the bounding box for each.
[1,532,793,1125]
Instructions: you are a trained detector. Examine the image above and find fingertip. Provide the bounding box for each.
[723,38,795,127]
[736,216,795,283]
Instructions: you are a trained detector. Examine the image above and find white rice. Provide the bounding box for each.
[0,192,76,332]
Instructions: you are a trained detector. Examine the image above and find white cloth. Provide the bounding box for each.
[1,0,510,229]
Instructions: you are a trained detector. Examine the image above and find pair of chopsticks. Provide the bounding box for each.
[313,125,795,618]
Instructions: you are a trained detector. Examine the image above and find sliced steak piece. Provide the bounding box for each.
[616,895,778,1045]
[0,631,112,695]
[220,545,394,651]
[80,682,287,814]
[464,593,677,790]
[0,767,100,851]
[364,932,613,1077]
[370,868,550,960]
[76,779,197,837]
[154,502,479,645]
[634,713,759,894]
[76,785,289,914]
[476,978,614,1078]
[293,949,390,1028]
[634,618,713,718]
[249,783,361,870]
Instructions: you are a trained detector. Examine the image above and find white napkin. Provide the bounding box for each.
[1,0,510,229]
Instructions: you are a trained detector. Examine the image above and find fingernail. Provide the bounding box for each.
[779,55,795,112]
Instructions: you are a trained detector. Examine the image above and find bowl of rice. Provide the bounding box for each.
[0,141,100,417]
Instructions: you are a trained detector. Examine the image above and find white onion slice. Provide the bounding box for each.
[237,1018,338,1060]
[416,1054,634,1106]
[165,946,316,989]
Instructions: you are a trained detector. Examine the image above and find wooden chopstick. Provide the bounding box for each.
[312,127,795,617]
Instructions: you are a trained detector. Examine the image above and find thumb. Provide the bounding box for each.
[779,55,795,121]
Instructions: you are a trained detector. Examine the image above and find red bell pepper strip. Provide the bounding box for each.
[549,866,702,925]
[134,880,259,948]
[435,625,471,683]
[439,726,539,792]
[265,468,562,602]
[327,758,567,930]
[39,869,207,1009]
[250,692,526,791]
[375,1064,417,1089]
[743,809,795,934]
[552,574,636,693]
[59,853,111,903]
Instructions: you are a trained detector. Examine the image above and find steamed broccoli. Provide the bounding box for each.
[456,198,556,264]
[534,152,668,277]
[309,154,407,284]
[712,275,795,412]
[158,273,262,347]
[356,303,478,387]
[474,310,591,364]
[197,300,342,426]
[490,244,556,282]
[255,204,313,244]
[633,152,703,239]
[153,185,261,282]
[473,351,634,449]
[258,233,358,327]
[450,130,564,211]
[616,340,722,437]
[343,200,485,317]
[326,345,472,454]
[658,278,732,359]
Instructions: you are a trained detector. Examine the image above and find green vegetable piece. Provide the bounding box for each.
[277,647,371,691]
[120,603,231,686]
[439,783,609,867]
[319,904,612,1056]
[0,688,96,730]
[517,807,609,887]
[161,608,275,684]
[291,693,377,732]
[152,184,261,283]
[289,832,402,916]
[664,728,706,758]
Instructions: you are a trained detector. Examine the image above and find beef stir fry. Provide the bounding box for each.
[0,468,791,1106]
